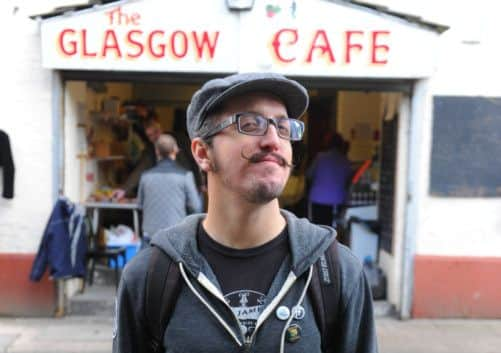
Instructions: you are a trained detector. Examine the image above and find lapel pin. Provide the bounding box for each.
[276,306,290,321]
[293,305,305,320]
[286,324,302,343]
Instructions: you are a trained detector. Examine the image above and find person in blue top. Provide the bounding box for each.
[307,132,352,226]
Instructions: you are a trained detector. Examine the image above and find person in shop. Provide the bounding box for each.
[306,131,352,226]
[113,72,377,353]
[112,119,162,201]
[137,133,202,245]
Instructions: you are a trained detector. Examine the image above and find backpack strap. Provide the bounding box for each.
[308,239,341,353]
[145,246,182,353]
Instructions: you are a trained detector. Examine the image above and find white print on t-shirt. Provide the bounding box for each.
[225,290,266,339]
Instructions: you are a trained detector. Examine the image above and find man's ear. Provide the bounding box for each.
[191,138,212,172]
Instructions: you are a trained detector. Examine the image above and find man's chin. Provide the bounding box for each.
[244,181,285,204]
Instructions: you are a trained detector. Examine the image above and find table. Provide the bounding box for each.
[341,205,379,263]
[83,201,141,238]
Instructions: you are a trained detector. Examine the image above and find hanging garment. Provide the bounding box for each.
[0,130,15,199]
[30,197,88,281]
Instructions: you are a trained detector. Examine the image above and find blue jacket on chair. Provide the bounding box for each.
[30,197,87,281]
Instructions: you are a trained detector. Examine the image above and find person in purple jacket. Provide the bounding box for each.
[307,132,352,226]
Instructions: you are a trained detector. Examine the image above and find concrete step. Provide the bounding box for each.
[69,265,119,317]
[69,284,116,316]
[88,263,123,287]
[374,300,396,318]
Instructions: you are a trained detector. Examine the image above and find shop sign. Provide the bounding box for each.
[40,0,440,78]
[41,0,239,72]
[238,0,440,78]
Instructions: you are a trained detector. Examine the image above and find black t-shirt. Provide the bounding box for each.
[197,224,289,339]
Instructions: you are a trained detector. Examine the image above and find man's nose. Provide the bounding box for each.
[259,122,281,150]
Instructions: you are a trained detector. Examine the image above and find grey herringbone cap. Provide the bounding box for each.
[186,72,309,139]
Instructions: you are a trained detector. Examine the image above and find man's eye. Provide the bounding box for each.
[241,121,259,131]
[277,121,291,133]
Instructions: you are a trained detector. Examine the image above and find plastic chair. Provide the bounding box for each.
[84,216,127,289]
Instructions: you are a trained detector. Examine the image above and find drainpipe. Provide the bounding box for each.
[51,70,66,316]
[51,70,64,202]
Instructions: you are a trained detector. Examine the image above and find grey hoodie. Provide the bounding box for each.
[113,210,377,353]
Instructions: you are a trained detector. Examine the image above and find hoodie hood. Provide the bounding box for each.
[150,209,336,277]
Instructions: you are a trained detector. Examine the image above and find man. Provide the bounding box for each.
[112,119,162,200]
[137,134,202,242]
[113,72,377,353]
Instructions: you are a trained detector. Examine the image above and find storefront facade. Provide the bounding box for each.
[2,0,500,318]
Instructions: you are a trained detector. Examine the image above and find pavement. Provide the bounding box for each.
[376,318,501,353]
[1,284,501,353]
[0,315,112,353]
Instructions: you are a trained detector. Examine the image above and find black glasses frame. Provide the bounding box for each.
[200,113,305,141]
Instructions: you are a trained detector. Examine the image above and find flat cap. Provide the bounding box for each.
[186,72,309,139]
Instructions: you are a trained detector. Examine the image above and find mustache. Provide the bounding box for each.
[240,149,295,168]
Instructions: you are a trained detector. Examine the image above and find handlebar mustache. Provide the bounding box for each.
[240,149,295,168]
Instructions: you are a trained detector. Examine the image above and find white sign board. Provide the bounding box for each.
[41,0,239,72]
[240,0,440,78]
[41,0,441,78]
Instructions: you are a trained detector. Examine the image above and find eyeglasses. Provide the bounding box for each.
[201,112,305,141]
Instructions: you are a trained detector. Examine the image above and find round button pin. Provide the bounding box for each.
[276,306,290,320]
[293,305,305,320]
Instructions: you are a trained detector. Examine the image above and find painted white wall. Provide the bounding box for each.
[418,199,501,256]
[0,8,54,253]
[413,3,501,258]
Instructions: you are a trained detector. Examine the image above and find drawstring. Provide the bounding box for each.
[279,265,313,353]
[178,262,243,347]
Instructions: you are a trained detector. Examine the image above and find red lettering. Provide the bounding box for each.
[101,30,122,58]
[271,29,298,63]
[126,30,144,58]
[82,29,97,57]
[130,13,141,25]
[171,31,188,58]
[345,30,363,63]
[192,31,219,59]
[59,29,77,56]
[371,31,390,64]
[104,7,121,25]
[306,30,335,63]
[148,30,166,58]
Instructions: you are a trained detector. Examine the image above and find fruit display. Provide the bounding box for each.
[88,187,114,202]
